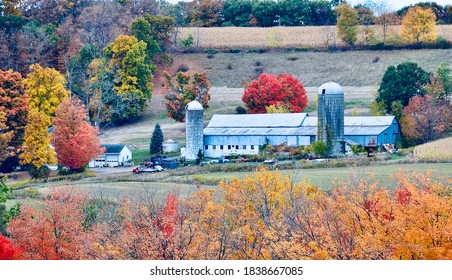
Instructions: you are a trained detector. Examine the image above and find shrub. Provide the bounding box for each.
[177,64,189,72]
[28,165,51,179]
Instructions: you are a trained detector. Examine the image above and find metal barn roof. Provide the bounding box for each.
[207,113,308,128]
[204,115,395,137]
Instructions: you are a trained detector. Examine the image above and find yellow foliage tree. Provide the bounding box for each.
[19,109,56,169]
[23,64,69,117]
[401,6,437,44]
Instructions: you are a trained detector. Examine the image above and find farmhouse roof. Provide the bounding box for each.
[101,144,128,154]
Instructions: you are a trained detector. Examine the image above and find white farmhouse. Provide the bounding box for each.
[89,144,132,167]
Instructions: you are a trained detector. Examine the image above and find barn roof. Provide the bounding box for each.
[204,115,395,137]
[101,144,128,154]
[207,113,308,128]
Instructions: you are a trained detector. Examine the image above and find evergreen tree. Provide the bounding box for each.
[150,123,164,154]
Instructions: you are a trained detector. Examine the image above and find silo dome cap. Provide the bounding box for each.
[318,81,344,95]
[186,100,203,110]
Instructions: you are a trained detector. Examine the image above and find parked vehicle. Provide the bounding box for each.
[263,159,276,165]
[133,165,164,174]
[236,157,248,163]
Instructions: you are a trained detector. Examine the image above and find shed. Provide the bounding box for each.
[89,144,132,167]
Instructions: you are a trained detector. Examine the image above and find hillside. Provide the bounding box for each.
[170,48,452,87]
[101,47,451,148]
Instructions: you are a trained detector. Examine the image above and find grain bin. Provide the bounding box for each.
[182,100,204,160]
[317,81,345,155]
[162,139,180,153]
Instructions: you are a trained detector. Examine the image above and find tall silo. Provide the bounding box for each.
[317,81,344,155]
[183,100,204,160]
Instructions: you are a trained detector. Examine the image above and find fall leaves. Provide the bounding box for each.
[2,168,451,260]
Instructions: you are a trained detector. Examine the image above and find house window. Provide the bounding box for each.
[227,145,231,150]
[251,145,254,150]
[205,145,208,150]
[220,145,223,150]
[242,145,246,149]
[127,155,129,160]
[213,145,216,150]
[235,145,239,149]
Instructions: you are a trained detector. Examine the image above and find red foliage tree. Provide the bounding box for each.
[400,95,452,145]
[242,73,308,114]
[0,234,21,260]
[7,187,90,260]
[52,98,104,170]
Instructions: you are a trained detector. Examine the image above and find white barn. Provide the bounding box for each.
[89,144,132,167]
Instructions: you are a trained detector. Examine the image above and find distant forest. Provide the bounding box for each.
[1,0,452,75]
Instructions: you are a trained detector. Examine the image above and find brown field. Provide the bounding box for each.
[414,137,452,161]
[176,25,452,49]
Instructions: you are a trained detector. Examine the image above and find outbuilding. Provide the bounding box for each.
[89,144,132,167]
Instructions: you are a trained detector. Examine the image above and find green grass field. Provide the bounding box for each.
[183,162,452,191]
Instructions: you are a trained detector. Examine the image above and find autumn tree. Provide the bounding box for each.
[0,234,21,260]
[23,64,69,117]
[164,71,211,122]
[104,35,154,122]
[7,187,91,260]
[0,70,29,172]
[376,62,430,114]
[400,95,451,145]
[189,0,224,27]
[52,98,103,171]
[0,112,14,165]
[150,123,164,155]
[401,6,437,44]
[336,2,359,47]
[19,109,56,175]
[242,73,308,114]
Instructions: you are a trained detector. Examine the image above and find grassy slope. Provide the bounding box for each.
[171,49,452,87]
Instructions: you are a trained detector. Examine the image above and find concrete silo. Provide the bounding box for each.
[317,81,345,155]
[182,100,204,160]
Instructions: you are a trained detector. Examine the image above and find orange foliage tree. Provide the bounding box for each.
[52,98,104,170]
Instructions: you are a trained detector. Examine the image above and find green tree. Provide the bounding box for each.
[251,0,279,27]
[0,177,20,236]
[278,0,311,26]
[104,35,154,122]
[150,123,164,154]
[376,62,430,114]
[223,0,253,26]
[401,6,437,44]
[336,2,359,47]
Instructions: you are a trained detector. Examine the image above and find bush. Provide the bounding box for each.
[235,106,247,114]
[28,165,51,179]
[177,64,189,72]
[180,34,194,48]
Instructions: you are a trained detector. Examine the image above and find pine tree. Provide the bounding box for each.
[150,123,164,155]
